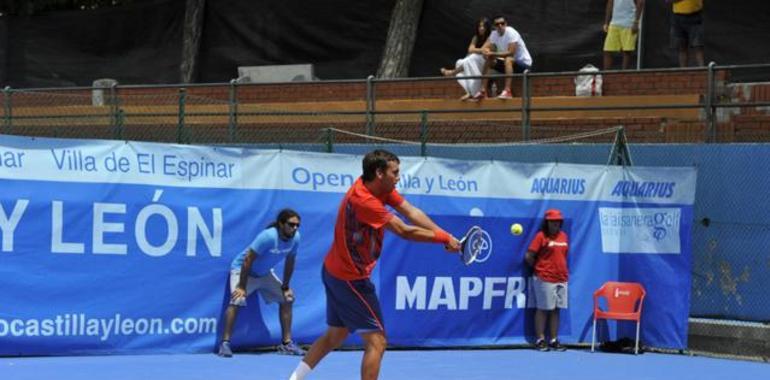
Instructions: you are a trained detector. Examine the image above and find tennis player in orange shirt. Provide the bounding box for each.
[288,149,461,380]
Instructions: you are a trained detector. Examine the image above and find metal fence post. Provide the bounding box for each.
[3,86,11,134]
[116,109,125,140]
[366,75,376,136]
[521,70,531,141]
[228,79,238,143]
[420,111,428,157]
[325,128,334,153]
[177,88,187,143]
[706,61,717,143]
[109,83,119,132]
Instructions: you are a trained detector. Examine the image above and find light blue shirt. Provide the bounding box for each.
[610,0,637,28]
[230,227,300,277]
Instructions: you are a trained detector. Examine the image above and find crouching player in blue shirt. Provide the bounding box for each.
[218,209,305,357]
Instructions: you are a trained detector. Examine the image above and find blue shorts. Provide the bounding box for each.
[322,266,385,333]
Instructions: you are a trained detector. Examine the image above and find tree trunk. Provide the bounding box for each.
[376,0,424,78]
[180,0,205,83]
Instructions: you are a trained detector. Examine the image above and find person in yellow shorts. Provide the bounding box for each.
[603,0,645,70]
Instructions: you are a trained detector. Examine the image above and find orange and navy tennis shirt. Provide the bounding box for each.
[323,177,404,280]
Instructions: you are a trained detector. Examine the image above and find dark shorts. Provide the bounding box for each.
[670,12,704,49]
[493,58,531,74]
[322,266,385,333]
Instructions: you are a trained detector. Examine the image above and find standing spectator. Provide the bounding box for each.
[474,15,532,100]
[218,209,305,357]
[603,0,645,70]
[525,209,569,352]
[668,0,704,67]
[440,17,492,101]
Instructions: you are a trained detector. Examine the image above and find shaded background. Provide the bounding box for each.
[1,0,769,87]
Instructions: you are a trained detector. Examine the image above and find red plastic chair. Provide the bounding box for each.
[591,281,646,354]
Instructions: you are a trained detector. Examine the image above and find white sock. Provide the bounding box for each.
[288,361,312,380]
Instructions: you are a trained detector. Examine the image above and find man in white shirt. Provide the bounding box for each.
[475,15,533,100]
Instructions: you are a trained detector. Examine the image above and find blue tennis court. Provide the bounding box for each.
[2,349,767,380]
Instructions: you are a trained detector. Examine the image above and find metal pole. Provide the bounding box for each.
[178,88,187,143]
[706,61,716,142]
[3,86,11,134]
[636,12,644,70]
[325,128,334,153]
[420,111,428,157]
[116,109,125,140]
[109,83,119,131]
[366,75,375,136]
[521,70,531,141]
[228,79,238,143]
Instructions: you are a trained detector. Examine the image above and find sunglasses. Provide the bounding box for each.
[286,222,301,228]
[494,21,506,26]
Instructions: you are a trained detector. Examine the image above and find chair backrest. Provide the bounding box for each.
[593,281,646,314]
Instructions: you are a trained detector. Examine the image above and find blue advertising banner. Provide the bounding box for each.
[0,135,696,355]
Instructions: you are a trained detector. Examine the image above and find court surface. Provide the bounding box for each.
[2,349,768,380]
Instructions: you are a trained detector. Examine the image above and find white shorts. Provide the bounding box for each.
[228,269,286,306]
[532,275,568,310]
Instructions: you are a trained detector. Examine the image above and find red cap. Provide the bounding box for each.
[545,209,564,221]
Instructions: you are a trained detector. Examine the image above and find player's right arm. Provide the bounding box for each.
[232,249,256,301]
[384,215,460,251]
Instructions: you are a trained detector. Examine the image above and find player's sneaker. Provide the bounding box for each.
[496,89,513,99]
[218,341,233,357]
[549,338,567,351]
[277,340,306,356]
[535,338,550,352]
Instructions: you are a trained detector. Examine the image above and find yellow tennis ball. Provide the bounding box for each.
[511,223,523,235]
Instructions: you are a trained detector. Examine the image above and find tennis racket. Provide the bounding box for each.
[459,225,486,265]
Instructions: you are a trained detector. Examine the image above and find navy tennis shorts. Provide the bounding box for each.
[322,266,385,333]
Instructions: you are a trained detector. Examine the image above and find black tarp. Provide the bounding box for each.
[0,15,7,86]
[643,0,770,80]
[197,0,395,82]
[1,0,183,87]
[1,0,769,87]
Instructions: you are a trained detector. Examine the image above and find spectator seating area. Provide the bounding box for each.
[2,69,769,144]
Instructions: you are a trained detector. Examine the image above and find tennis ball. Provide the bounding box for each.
[510,223,523,236]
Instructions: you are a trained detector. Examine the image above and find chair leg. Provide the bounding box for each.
[591,319,597,352]
[634,320,640,355]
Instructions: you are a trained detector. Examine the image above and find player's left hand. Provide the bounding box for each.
[283,288,295,303]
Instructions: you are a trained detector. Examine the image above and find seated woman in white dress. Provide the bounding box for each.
[440,17,492,100]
